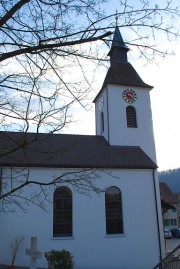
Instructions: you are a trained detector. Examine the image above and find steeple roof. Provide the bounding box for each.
[94,26,152,102]
[109,25,129,51]
[102,62,152,89]
[108,25,129,64]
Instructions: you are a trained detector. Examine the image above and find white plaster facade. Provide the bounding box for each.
[163,208,178,229]
[0,167,164,269]
[95,85,156,163]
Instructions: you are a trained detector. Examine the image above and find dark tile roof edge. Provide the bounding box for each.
[0,132,157,169]
[93,62,153,103]
[93,82,153,103]
[0,163,157,169]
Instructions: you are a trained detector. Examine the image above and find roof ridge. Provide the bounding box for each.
[0,131,98,138]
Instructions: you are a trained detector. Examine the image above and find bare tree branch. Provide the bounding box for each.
[0,0,30,28]
[0,0,179,212]
[0,31,112,62]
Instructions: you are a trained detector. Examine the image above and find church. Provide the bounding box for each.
[0,26,165,269]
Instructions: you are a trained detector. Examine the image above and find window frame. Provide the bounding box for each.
[105,186,123,235]
[53,186,73,237]
[100,111,104,133]
[126,105,137,128]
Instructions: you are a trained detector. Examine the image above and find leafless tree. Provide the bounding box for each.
[0,0,179,211]
[10,236,24,266]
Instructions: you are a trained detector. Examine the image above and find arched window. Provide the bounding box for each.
[126,106,137,128]
[101,112,104,133]
[53,187,72,237]
[105,186,123,234]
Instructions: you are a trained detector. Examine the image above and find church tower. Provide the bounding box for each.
[94,26,157,162]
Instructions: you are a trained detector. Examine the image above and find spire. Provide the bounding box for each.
[108,25,129,64]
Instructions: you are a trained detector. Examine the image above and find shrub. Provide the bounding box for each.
[44,249,73,269]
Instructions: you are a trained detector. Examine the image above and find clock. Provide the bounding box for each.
[98,96,104,110]
[122,89,137,103]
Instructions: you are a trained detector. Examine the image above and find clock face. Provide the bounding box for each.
[122,89,137,103]
[98,96,104,110]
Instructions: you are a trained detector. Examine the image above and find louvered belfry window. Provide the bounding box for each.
[53,187,72,237]
[126,106,137,128]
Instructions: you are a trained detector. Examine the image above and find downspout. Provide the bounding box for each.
[153,169,163,267]
[0,167,2,196]
[0,167,2,212]
[106,87,110,144]
[162,208,168,216]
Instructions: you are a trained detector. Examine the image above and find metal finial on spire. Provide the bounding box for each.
[115,10,118,26]
[108,16,129,64]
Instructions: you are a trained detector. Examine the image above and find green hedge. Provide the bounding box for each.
[44,249,73,269]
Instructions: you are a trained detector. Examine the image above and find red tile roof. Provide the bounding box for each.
[159,182,178,204]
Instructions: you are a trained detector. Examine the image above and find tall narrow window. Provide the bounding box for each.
[105,186,123,234]
[53,187,72,237]
[126,106,137,128]
[101,112,104,133]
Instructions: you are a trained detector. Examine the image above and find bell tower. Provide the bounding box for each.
[94,26,157,162]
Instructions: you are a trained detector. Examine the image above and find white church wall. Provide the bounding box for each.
[0,167,162,269]
[95,84,157,163]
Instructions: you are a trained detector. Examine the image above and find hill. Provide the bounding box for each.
[158,168,180,193]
